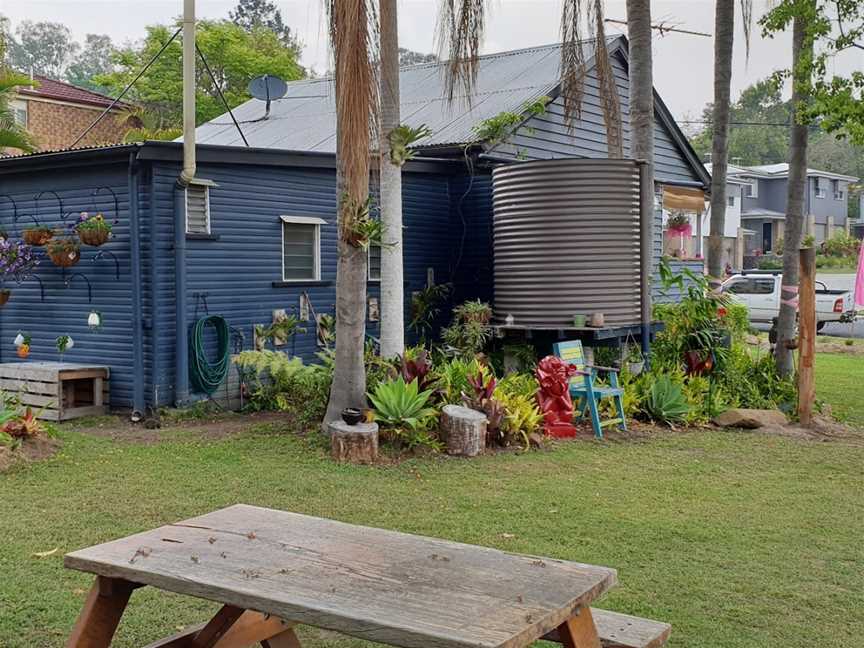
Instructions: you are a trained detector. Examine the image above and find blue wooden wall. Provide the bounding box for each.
[0,164,140,407]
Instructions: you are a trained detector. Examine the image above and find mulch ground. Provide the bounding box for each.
[0,436,61,473]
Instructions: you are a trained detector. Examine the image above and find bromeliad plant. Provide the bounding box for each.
[388,124,432,166]
[342,194,386,250]
[462,370,505,445]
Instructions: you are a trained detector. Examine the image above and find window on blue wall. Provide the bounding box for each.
[185,182,211,234]
[281,216,324,281]
[368,244,381,280]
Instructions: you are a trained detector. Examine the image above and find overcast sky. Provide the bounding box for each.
[3,0,862,122]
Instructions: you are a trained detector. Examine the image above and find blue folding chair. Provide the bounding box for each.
[553,340,626,439]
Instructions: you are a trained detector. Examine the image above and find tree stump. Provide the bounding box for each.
[329,421,379,464]
[441,405,486,457]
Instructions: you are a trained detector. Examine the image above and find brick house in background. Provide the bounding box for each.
[9,75,129,152]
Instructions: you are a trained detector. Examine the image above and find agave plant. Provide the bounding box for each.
[642,376,690,425]
[368,376,437,432]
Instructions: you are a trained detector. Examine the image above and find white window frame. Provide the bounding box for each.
[185,179,216,235]
[10,99,27,128]
[815,186,826,199]
[745,180,758,198]
[280,215,325,282]
[368,244,382,281]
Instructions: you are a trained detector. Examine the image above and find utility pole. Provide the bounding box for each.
[181,0,197,184]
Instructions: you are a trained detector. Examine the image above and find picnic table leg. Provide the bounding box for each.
[556,607,602,648]
[66,576,135,648]
[261,627,302,648]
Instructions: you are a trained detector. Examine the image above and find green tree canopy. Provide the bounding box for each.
[230,0,301,54]
[97,20,305,140]
[65,34,115,93]
[6,20,78,78]
[690,78,793,166]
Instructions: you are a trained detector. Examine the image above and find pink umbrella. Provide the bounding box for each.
[856,238,864,307]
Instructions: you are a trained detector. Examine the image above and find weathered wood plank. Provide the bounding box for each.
[543,609,671,648]
[262,628,303,648]
[65,505,617,648]
[0,377,59,395]
[0,362,108,382]
[59,405,109,421]
[142,612,295,648]
[65,576,133,648]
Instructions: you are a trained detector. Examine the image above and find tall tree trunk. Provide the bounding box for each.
[324,0,376,424]
[774,7,812,377]
[627,0,654,328]
[708,0,734,279]
[379,0,405,359]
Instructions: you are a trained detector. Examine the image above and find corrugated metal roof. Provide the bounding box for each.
[192,40,608,151]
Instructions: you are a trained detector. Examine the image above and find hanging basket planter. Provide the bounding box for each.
[22,228,54,246]
[47,239,81,268]
[0,289,10,307]
[74,212,113,247]
[78,227,110,247]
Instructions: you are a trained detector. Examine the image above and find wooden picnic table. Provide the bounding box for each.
[63,504,620,648]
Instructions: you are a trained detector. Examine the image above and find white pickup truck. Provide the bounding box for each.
[722,272,857,331]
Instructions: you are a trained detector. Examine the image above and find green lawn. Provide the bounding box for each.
[815,353,864,425]
[1,415,863,648]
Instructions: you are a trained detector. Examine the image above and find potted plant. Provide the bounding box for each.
[453,299,492,325]
[15,332,31,359]
[47,236,81,267]
[22,226,53,246]
[625,345,644,376]
[75,211,113,247]
[666,213,691,235]
[0,238,39,305]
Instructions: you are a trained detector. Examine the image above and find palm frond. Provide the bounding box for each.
[740,0,754,61]
[560,0,622,157]
[324,0,380,234]
[436,0,486,103]
[0,72,34,95]
[0,128,36,153]
[591,0,623,157]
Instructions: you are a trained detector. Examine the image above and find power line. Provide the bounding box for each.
[678,120,790,127]
[604,18,712,38]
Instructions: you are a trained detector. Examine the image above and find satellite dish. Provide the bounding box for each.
[248,75,288,103]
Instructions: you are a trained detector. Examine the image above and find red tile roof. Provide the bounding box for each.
[17,75,128,109]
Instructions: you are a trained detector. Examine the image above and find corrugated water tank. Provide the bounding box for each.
[492,158,643,327]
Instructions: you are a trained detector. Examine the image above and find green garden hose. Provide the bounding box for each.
[189,315,231,395]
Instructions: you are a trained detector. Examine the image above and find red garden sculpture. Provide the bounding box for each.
[535,355,579,438]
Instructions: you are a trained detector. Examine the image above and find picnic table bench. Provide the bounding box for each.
[63,505,670,648]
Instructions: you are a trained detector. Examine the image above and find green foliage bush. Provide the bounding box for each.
[642,375,690,424]
[441,300,493,357]
[233,350,331,427]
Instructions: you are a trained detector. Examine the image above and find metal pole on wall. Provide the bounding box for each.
[797,246,816,425]
[180,0,197,185]
[638,159,653,363]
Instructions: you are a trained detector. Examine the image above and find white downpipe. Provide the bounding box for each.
[180,0,196,185]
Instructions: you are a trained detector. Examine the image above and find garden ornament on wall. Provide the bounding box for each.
[535,355,579,438]
[56,334,74,360]
[14,332,31,359]
[87,311,103,331]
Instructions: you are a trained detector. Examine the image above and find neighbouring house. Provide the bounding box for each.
[702,163,858,264]
[0,37,708,413]
[7,75,129,153]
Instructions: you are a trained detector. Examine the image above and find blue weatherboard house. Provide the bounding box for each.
[0,37,709,413]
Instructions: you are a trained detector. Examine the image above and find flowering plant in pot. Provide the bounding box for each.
[75,211,113,246]
[0,238,39,305]
[22,226,53,246]
[47,236,81,268]
[666,213,691,235]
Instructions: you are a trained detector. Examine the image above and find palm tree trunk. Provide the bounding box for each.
[707,0,734,279]
[379,0,405,359]
[626,0,654,328]
[323,0,376,424]
[774,7,812,377]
